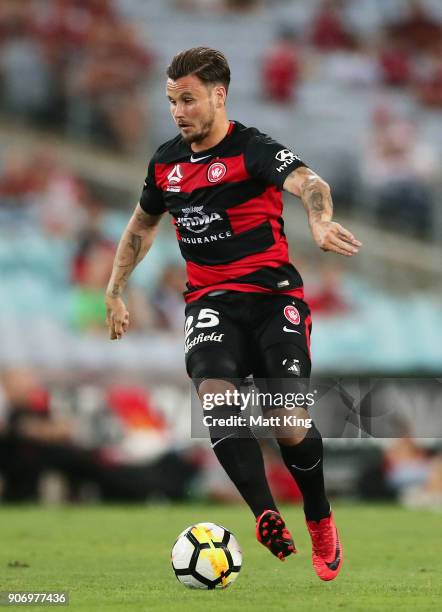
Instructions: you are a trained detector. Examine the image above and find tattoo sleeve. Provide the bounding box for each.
[106,205,162,298]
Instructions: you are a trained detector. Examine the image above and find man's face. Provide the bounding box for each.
[166,74,223,145]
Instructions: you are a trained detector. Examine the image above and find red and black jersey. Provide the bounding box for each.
[140,120,307,303]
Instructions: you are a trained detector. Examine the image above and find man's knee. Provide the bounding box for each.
[186,347,243,397]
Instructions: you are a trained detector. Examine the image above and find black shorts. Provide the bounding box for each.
[184,291,312,383]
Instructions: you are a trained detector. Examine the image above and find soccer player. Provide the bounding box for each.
[105,47,361,581]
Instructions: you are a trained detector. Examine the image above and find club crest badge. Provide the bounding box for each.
[284,305,300,325]
[207,162,227,183]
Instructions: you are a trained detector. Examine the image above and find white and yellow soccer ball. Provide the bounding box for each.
[171,522,242,589]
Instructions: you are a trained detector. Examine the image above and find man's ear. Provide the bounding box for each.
[214,85,227,108]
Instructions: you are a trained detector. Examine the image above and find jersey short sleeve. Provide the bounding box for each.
[139,157,166,215]
[245,131,307,190]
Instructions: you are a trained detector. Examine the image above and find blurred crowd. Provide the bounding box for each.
[0,144,188,336]
[360,104,437,238]
[1,367,441,508]
[0,367,199,502]
[0,0,154,152]
[0,0,439,239]
[0,146,86,235]
[260,0,441,238]
[1,1,440,144]
[261,0,442,106]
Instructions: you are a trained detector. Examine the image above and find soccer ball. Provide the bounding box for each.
[171,522,242,589]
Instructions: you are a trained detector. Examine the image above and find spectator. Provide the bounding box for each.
[31,147,87,236]
[261,27,302,103]
[384,437,442,510]
[0,367,76,502]
[360,107,437,238]
[69,18,153,151]
[71,195,113,284]
[33,0,91,126]
[0,0,153,152]
[415,45,442,108]
[151,264,187,334]
[71,238,116,333]
[304,261,350,317]
[324,38,379,88]
[387,0,441,54]
[71,206,155,335]
[378,34,413,87]
[0,2,52,121]
[0,147,86,234]
[86,382,200,502]
[0,150,40,209]
[310,0,355,52]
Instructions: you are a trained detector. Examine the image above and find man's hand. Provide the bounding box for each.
[310,220,361,256]
[105,296,129,340]
[282,167,362,257]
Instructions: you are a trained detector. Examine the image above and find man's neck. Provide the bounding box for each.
[190,118,231,152]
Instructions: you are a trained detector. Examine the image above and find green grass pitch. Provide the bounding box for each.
[1,503,440,611]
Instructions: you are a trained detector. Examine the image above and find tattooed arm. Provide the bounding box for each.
[105,203,163,340]
[283,166,361,256]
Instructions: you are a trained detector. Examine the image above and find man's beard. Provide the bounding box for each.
[181,111,215,144]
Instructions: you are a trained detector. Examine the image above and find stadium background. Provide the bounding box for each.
[0,0,441,517]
